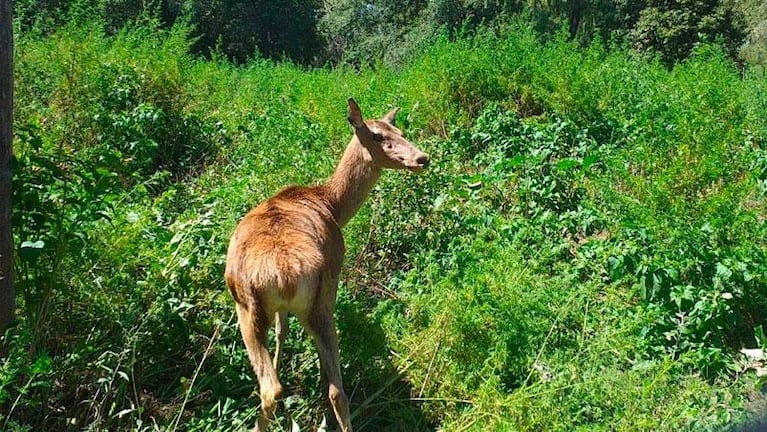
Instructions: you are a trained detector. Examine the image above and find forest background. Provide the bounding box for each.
[3,0,767,430]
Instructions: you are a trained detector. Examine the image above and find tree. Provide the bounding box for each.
[0,0,15,338]
[184,0,324,64]
[731,0,767,65]
[318,0,522,65]
[625,0,746,65]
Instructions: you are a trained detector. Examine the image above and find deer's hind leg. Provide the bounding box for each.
[273,311,288,371]
[300,274,352,432]
[235,302,283,432]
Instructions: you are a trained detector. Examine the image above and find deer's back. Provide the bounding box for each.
[225,185,343,316]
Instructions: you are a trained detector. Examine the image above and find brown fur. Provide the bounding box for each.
[225,99,428,432]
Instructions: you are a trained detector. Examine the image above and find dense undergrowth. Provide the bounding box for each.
[3,17,767,432]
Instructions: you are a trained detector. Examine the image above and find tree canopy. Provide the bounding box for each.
[13,0,752,66]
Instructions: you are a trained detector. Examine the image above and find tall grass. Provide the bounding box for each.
[3,18,766,431]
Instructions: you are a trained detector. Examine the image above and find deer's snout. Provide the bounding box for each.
[416,154,430,168]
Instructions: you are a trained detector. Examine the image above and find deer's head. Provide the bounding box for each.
[347,98,429,172]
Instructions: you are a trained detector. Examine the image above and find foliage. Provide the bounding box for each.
[4,9,767,432]
[318,0,428,65]
[627,0,746,65]
[179,0,324,64]
[14,0,324,64]
[11,0,756,67]
[12,122,117,349]
[316,0,748,66]
[732,0,767,66]
[317,0,525,65]
[14,22,226,184]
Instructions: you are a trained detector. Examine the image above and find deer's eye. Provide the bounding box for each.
[373,133,384,142]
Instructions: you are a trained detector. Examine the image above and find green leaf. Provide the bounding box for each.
[20,240,45,262]
[433,194,447,210]
[582,155,599,169]
[556,158,578,170]
[715,262,732,281]
[21,240,45,250]
[504,155,525,169]
[607,256,623,281]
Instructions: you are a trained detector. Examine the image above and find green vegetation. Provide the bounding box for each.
[12,0,753,66]
[3,3,767,432]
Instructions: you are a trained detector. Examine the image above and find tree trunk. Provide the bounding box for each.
[568,0,584,38]
[0,0,15,339]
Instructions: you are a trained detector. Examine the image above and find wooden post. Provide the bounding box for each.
[0,0,15,337]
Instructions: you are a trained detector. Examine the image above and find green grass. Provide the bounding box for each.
[3,18,767,432]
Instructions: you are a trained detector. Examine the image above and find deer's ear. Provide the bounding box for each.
[347,98,366,129]
[382,107,399,126]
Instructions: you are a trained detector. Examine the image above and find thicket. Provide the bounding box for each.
[3,6,767,432]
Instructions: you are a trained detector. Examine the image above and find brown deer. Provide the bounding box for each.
[224,98,429,432]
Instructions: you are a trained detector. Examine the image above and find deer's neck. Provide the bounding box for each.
[325,137,381,228]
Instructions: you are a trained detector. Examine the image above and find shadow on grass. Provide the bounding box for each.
[334,293,435,432]
[186,292,435,432]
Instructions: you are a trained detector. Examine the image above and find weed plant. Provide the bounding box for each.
[3,17,766,432]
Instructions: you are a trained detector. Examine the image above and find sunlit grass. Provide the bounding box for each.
[5,17,766,432]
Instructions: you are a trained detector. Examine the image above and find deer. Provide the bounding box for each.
[224,98,430,432]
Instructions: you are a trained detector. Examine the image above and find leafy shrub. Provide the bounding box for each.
[15,22,227,187]
[89,68,227,183]
[12,122,117,349]
[606,226,767,373]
